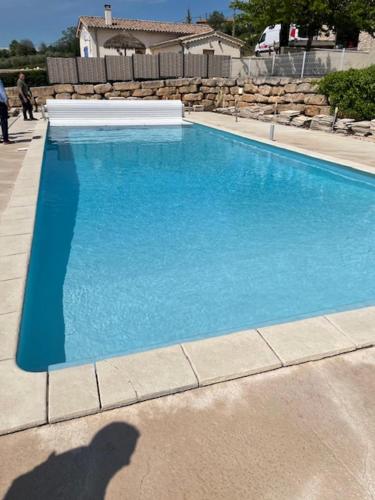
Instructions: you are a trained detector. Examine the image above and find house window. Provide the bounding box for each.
[203,49,215,55]
[83,46,89,57]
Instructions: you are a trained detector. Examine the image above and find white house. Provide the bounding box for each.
[150,31,243,57]
[77,5,243,58]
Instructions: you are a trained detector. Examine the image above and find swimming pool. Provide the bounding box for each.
[17,124,375,371]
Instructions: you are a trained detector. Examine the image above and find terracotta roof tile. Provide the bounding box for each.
[79,16,213,35]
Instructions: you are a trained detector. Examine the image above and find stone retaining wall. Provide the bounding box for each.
[5,77,331,118]
[6,77,374,136]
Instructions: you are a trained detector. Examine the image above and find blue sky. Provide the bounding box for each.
[0,0,233,48]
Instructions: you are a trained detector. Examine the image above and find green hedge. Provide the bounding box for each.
[0,69,48,88]
[318,66,375,121]
[0,54,47,70]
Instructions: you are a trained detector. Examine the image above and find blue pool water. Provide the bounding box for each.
[18,124,375,371]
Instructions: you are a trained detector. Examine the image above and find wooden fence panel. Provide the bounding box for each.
[77,58,107,83]
[47,54,233,83]
[47,57,78,84]
[106,56,133,81]
[208,55,231,78]
[159,53,183,78]
[133,54,159,80]
[184,54,208,78]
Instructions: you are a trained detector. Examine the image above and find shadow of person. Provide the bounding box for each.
[4,422,140,500]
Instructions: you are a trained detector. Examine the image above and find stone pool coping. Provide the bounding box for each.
[0,118,374,435]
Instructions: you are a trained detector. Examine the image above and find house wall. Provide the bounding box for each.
[185,38,241,57]
[80,27,96,57]
[151,44,183,55]
[358,32,375,52]
[152,38,241,57]
[80,28,181,57]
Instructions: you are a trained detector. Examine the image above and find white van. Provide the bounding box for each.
[255,24,306,56]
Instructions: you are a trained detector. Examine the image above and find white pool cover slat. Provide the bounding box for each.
[47,99,190,127]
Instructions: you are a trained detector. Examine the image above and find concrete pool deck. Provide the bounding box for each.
[0,112,374,435]
[1,347,375,499]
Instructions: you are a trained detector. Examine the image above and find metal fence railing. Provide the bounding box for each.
[231,49,375,79]
[47,54,231,84]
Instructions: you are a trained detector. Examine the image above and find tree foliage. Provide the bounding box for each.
[9,39,36,56]
[206,9,252,45]
[207,11,228,31]
[230,0,375,49]
[1,26,80,69]
[51,26,80,56]
[185,8,192,24]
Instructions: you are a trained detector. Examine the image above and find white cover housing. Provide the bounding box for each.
[47,99,189,127]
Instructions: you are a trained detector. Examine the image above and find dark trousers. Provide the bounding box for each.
[0,102,9,142]
[21,99,34,120]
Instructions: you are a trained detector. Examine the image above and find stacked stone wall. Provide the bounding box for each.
[5,77,374,136]
[5,77,329,117]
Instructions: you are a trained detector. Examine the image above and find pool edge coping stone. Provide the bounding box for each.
[0,118,374,435]
[48,363,101,424]
[257,316,357,367]
[0,118,49,435]
[181,329,282,387]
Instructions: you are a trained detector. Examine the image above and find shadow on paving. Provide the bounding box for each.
[4,422,140,500]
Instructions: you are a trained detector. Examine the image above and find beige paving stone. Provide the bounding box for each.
[0,278,25,314]
[0,312,20,360]
[96,357,138,410]
[48,364,100,423]
[16,170,41,182]
[0,218,34,236]
[0,234,32,256]
[183,330,281,386]
[1,349,375,498]
[12,179,39,191]
[10,187,39,198]
[8,195,37,207]
[1,206,36,221]
[120,345,198,401]
[258,316,356,366]
[0,253,28,280]
[0,359,46,435]
[326,307,375,348]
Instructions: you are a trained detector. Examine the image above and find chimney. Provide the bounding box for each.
[104,4,112,26]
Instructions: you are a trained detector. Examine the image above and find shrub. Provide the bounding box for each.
[0,69,48,88]
[0,54,46,70]
[318,66,375,121]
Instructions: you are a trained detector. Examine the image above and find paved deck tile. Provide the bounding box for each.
[325,307,375,348]
[182,330,281,386]
[0,253,28,281]
[0,218,34,236]
[48,364,100,423]
[0,312,20,361]
[258,316,356,366]
[0,278,25,314]
[1,205,36,221]
[10,187,39,198]
[96,357,138,410]
[0,234,32,257]
[8,195,37,207]
[0,359,46,435]
[117,345,198,401]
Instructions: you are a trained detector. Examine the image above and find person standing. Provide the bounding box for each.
[0,79,12,145]
[17,73,36,121]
